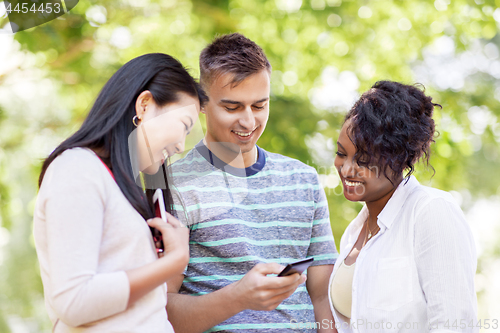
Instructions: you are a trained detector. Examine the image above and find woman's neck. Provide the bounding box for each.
[365,177,403,227]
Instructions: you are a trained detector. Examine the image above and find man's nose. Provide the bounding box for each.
[238,107,256,130]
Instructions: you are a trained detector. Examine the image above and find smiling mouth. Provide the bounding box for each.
[232,127,258,138]
[344,179,363,187]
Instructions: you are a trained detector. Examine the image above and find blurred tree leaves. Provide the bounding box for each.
[1,0,500,329]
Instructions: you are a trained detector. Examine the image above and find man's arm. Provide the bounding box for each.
[306,265,337,333]
[166,263,306,333]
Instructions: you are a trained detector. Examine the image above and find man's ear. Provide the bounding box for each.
[135,90,154,118]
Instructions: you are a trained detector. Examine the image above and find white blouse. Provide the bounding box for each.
[328,176,478,333]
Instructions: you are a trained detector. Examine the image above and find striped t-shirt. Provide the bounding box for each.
[170,143,337,332]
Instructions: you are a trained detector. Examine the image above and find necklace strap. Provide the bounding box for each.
[367,222,379,236]
[362,216,380,247]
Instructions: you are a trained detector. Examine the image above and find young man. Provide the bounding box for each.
[167,33,337,333]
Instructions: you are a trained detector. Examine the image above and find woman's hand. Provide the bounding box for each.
[147,213,189,268]
[126,214,189,307]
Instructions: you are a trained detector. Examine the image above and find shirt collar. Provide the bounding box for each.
[195,140,266,177]
[377,176,419,229]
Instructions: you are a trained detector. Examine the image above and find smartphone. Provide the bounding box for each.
[278,257,314,277]
[151,188,166,254]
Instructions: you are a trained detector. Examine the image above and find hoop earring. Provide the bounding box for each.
[133,115,142,127]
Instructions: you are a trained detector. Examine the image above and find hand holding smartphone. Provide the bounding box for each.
[152,188,166,255]
[278,257,314,277]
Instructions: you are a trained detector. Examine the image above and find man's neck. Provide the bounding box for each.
[242,146,258,168]
[203,139,257,168]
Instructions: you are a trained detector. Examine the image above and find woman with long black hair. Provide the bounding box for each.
[34,53,206,332]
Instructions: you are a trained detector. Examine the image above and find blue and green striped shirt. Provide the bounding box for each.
[171,143,337,332]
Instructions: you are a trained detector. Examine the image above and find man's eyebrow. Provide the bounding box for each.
[220,99,242,105]
[219,97,270,105]
[253,97,269,104]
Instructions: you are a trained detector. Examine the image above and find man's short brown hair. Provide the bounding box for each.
[199,33,272,90]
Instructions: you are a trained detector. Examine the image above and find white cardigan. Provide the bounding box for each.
[328,176,478,333]
[34,148,173,333]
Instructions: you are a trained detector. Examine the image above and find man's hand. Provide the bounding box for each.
[232,262,306,311]
[166,262,306,333]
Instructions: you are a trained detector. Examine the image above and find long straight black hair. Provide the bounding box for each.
[39,53,206,220]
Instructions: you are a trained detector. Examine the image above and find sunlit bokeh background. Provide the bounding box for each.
[1,0,499,331]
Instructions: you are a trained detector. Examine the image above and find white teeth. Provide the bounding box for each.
[162,149,169,159]
[345,180,362,187]
[234,131,252,137]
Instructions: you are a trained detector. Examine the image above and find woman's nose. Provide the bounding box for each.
[175,141,185,154]
[340,159,357,178]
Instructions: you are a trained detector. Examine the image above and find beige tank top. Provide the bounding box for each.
[330,260,355,318]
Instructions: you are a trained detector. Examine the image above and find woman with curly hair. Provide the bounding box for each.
[328,81,477,332]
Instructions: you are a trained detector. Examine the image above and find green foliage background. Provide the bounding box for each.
[1,0,500,331]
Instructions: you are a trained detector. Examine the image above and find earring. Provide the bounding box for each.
[133,115,142,127]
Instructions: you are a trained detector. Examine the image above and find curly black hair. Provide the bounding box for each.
[345,80,440,182]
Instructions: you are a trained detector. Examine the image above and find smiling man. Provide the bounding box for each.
[167,33,338,333]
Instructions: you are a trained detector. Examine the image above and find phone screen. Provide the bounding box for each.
[278,257,314,277]
[154,199,163,220]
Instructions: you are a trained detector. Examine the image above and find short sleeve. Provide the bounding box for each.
[306,173,338,266]
[170,184,191,227]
